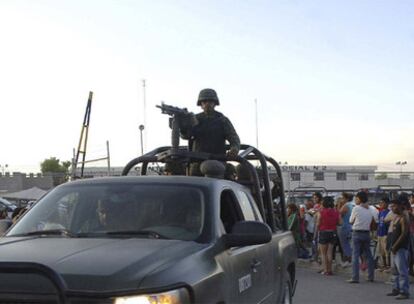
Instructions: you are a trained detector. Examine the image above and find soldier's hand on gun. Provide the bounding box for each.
[178,113,198,129]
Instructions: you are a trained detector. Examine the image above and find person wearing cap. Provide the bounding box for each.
[386,195,410,300]
[180,88,240,176]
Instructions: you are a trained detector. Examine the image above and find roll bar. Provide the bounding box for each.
[121,144,287,232]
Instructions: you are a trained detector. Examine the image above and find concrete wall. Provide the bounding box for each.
[0,172,63,194]
[1,167,412,196]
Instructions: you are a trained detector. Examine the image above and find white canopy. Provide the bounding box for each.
[2,187,47,200]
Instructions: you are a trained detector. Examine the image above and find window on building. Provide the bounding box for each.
[359,174,369,181]
[336,172,347,181]
[314,172,324,181]
[291,173,300,181]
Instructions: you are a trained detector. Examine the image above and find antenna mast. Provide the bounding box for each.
[255,99,259,148]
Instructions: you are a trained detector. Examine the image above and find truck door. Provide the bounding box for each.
[220,189,274,303]
[237,189,278,303]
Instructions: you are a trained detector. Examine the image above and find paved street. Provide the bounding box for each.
[294,266,413,304]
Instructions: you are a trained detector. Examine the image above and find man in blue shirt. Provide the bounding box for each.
[339,192,354,267]
[377,197,390,270]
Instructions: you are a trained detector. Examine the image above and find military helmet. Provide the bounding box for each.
[197,88,219,106]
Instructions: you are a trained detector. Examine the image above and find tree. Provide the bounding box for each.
[61,161,72,172]
[40,157,71,186]
[40,157,70,174]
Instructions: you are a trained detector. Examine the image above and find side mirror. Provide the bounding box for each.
[222,221,272,249]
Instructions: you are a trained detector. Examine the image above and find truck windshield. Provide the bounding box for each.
[7,183,205,241]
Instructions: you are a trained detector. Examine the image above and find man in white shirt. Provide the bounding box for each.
[369,204,379,223]
[347,191,375,283]
[304,200,315,242]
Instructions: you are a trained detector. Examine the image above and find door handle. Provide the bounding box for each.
[251,259,262,272]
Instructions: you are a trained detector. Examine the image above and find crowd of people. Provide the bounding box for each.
[288,191,414,300]
[0,205,28,235]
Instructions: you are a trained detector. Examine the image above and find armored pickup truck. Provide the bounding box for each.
[0,143,296,303]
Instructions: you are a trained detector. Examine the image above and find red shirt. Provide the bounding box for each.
[319,208,340,231]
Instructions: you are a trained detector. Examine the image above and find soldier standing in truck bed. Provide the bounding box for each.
[180,88,240,176]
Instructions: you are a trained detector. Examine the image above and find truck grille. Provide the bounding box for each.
[0,263,62,304]
[0,293,58,304]
[0,300,57,304]
[0,263,113,304]
[0,273,60,304]
[0,297,113,304]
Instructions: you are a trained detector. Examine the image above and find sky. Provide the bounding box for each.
[1,0,414,173]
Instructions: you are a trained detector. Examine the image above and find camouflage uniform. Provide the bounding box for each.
[182,110,240,154]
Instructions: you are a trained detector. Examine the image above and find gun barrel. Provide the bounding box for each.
[156,103,188,116]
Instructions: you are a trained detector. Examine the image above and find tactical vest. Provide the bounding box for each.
[192,111,226,155]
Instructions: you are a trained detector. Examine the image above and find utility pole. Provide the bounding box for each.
[71,148,76,178]
[142,79,147,153]
[139,125,145,156]
[106,140,111,176]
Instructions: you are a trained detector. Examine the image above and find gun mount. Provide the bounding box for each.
[156,102,197,152]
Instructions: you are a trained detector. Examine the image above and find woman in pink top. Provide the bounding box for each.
[316,196,342,275]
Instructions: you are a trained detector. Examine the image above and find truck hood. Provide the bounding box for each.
[0,237,206,292]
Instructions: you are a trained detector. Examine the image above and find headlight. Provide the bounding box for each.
[113,288,190,304]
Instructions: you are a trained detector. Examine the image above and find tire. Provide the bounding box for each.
[281,272,292,304]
